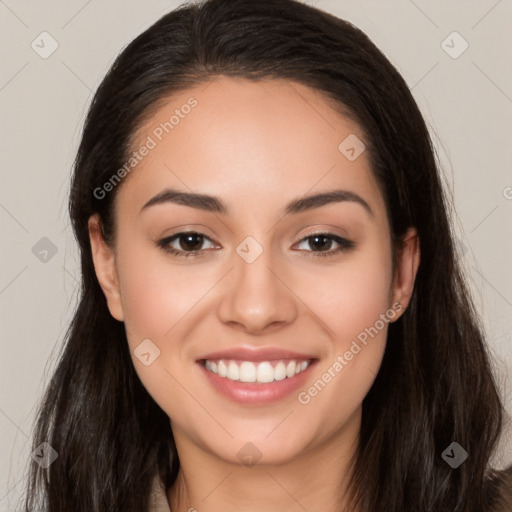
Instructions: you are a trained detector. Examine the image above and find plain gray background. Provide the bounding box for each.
[1,0,511,509]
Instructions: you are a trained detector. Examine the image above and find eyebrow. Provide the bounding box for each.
[141,187,373,217]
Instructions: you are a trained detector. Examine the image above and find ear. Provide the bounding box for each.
[88,214,124,322]
[390,227,420,320]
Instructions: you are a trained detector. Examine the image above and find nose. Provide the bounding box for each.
[217,245,298,335]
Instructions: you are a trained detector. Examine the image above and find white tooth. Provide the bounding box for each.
[274,361,287,381]
[227,361,240,381]
[256,362,274,383]
[210,359,306,382]
[286,361,296,378]
[239,361,256,382]
[218,360,228,377]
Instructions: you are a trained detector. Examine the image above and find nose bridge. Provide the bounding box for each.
[217,234,297,331]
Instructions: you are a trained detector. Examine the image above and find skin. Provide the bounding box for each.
[88,76,420,512]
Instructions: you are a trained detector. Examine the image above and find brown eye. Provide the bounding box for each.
[157,231,217,257]
[178,233,205,251]
[307,234,334,251]
[295,233,355,257]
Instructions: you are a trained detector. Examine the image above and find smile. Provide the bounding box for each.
[197,351,317,405]
[204,358,312,383]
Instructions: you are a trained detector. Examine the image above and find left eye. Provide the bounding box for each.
[157,231,354,258]
[294,233,354,256]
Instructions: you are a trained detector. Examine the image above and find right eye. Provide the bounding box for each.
[157,231,218,258]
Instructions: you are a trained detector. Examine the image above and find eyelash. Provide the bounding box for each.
[157,231,355,258]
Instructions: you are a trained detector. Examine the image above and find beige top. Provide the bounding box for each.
[148,475,171,512]
[147,469,512,511]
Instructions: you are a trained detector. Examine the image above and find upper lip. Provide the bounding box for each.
[197,347,316,362]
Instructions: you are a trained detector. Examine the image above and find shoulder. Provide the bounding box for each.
[486,465,512,512]
[145,466,512,511]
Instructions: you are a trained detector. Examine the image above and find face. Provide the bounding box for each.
[89,76,419,467]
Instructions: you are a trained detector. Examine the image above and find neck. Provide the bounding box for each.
[168,409,361,512]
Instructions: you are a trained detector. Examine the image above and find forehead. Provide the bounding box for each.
[117,76,385,220]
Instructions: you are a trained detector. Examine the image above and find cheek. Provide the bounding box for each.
[297,234,393,344]
[114,245,219,413]
[116,244,213,343]
[115,249,205,422]
[293,236,392,422]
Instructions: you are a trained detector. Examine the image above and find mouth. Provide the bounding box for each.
[202,358,313,383]
[196,348,318,405]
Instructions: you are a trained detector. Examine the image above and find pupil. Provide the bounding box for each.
[311,235,330,251]
[181,234,203,250]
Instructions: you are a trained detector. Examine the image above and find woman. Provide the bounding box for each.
[24,0,511,510]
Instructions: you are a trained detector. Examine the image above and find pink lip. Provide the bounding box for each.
[197,358,318,406]
[197,347,316,363]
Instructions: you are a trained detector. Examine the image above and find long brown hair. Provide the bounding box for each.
[24,0,508,510]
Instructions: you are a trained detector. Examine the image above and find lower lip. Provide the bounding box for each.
[198,360,317,406]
